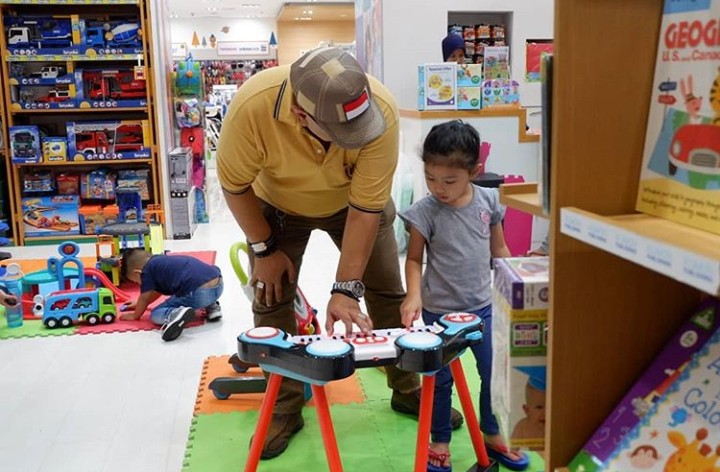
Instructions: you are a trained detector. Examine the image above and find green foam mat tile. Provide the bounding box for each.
[0,318,76,339]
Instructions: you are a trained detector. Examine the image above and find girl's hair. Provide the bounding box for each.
[421,120,480,171]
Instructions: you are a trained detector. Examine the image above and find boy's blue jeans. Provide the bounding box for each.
[150,278,224,325]
[422,304,500,443]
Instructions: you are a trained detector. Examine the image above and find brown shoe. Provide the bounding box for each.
[249,413,305,460]
[391,389,464,430]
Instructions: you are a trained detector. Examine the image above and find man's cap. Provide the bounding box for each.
[514,365,547,391]
[290,47,386,149]
[442,33,465,61]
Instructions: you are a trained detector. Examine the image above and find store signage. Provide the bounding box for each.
[217,41,269,57]
[171,43,187,58]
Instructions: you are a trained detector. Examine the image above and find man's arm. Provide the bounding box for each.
[335,207,380,281]
[222,187,273,243]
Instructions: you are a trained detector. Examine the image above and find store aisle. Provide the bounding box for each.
[0,222,341,472]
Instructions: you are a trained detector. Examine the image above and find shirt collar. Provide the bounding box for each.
[274,78,298,126]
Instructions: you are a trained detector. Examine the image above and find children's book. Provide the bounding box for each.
[635,0,720,235]
[568,298,720,471]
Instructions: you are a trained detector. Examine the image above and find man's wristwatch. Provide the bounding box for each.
[249,234,277,258]
[331,279,365,301]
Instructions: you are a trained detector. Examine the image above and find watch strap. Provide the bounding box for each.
[249,234,278,258]
[330,288,360,301]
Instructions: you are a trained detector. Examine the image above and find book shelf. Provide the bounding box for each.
[496,0,716,470]
[0,0,164,245]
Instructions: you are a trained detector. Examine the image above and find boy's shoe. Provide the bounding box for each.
[161,307,195,342]
[205,301,222,322]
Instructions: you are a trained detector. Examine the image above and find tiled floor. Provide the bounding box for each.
[0,217,343,472]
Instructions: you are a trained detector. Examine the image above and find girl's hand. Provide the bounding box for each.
[400,295,422,329]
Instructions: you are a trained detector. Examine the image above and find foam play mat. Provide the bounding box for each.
[0,250,216,339]
[183,354,546,472]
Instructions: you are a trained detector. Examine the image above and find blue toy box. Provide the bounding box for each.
[66,120,151,161]
[9,125,41,164]
[21,195,80,237]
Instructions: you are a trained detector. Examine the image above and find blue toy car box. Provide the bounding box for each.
[66,120,151,161]
[10,125,41,164]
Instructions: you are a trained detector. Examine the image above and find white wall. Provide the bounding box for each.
[170,17,277,60]
[382,0,554,110]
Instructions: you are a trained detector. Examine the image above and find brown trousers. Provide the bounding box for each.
[250,199,420,414]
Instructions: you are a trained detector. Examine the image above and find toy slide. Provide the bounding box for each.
[83,267,132,302]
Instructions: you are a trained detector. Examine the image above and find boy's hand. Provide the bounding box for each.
[400,295,422,328]
[121,300,137,311]
[120,312,141,321]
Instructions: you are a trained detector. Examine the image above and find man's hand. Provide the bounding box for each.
[325,293,373,336]
[250,250,296,307]
[400,295,422,329]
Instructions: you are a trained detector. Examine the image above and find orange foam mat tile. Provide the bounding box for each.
[194,355,365,416]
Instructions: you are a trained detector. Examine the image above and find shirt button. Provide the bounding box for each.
[316,149,322,154]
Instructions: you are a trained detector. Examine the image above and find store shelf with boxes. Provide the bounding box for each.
[0,0,165,245]
[496,0,720,470]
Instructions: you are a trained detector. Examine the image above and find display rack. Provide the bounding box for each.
[0,0,164,245]
[0,63,13,244]
[499,1,714,470]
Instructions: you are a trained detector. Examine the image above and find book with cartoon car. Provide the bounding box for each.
[635,0,720,235]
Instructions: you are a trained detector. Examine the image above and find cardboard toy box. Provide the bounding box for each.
[5,15,83,57]
[569,298,720,472]
[417,63,457,111]
[21,195,80,237]
[491,290,548,452]
[9,125,41,164]
[493,256,550,310]
[66,120,151,161]
[42,137,67,162]
[9,61,78,111]
[75,68,147,109]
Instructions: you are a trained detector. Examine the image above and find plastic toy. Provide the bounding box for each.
[66,121,150,161]
[23,170,54,193]
[116,186,142,223]
[144,204,165,255]
[84,21,141,51]
[42,137,67,162]
[6,17,74,49]
[95,235,120,285]
[21,196,79,236]
[42,287,116,328]
[174,98,201,128]
[82,69,146,101]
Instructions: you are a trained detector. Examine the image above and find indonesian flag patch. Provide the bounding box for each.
[343,88,370,121]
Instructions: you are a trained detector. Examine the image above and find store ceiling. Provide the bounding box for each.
[169,0,354,20]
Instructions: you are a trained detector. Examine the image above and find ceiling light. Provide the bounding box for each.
[300,16,312,20]
[207,6,218,11]
[241,3,260,7]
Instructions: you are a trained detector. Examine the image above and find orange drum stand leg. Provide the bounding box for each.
[311,384,344,472]
[414,374,436,472]
[450,358,492,468]
[245,373,282,472]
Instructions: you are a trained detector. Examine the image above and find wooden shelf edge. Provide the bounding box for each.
[499,182,546,217]
[11,107,148,115]
[15,158,152,167]
[561,207,720,297]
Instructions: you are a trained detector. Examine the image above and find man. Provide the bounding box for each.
[217,47,463,459]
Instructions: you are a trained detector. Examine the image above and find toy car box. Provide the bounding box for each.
[493,256,550,310]
[491,289,548,452]
[66,120,151,161]
[9,125,41,164]
[5,15,83,57]
[21,195,79,237]
[78,204,106,234]
[42,137,67,162]
[78,18,144,56]
[76,68,147,109]
[9,63,78,111]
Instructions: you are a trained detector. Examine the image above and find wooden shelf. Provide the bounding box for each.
[16,158,152,167]
[499,182,546,217]
[561,207,720,296]
[0,0,138,3]
[25,234,97,243]
[11,106,148,115]
[6,53,142,62]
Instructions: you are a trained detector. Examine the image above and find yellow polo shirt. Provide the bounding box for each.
[216,65,399,217]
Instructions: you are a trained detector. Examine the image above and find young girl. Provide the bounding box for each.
[399,120,529,472]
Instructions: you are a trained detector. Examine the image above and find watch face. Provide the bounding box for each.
[251,241,267,252]
[350,280,365,297]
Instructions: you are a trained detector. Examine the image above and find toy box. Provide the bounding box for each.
[483,46,510,80]
[457,63,483,87]
[417,63,457,111]
[493,256,549,310]
[491,289,548,452]
[5,15,83,56]
[56,173,78,195]
[117,169,150,200]
[458,86,482,110]
[21,195,79,237]
[42,137,67,162]
[76,68,147,109]
[482,79,520,108]
[569,298,720,472]
[80,169,116,200]
[23,170,54,193]
[635,0,720,235]
[79,18,143,56]
[66,120,151,161]
[78,204,105,234]
[9,63,78,110]
[9,125,41,164]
